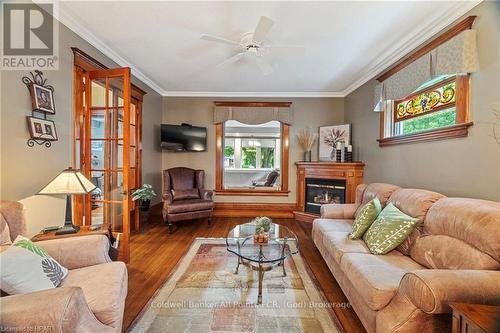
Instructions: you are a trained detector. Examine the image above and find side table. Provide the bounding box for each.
[31,224,118,261]
[450,302,500,333]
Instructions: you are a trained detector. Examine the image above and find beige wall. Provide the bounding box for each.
[345,1,500,201]
[162,97,345,204]
[0,16,162,235]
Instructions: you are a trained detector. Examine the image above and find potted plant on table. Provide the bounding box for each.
[253,216,272,244]
[131,184,157,212]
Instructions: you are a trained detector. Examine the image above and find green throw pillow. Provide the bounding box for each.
[363,203,420,255]
[348,197,382,239]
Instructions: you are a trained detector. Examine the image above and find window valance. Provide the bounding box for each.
[214,106,293,125]
[374,29,478,111]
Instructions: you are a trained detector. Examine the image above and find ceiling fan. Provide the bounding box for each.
[201,16,305,75]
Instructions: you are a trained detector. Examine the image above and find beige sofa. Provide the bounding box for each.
[312,183,500,333]
[0,201,128,333]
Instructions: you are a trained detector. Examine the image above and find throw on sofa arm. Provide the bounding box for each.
[400,269,500,314]
[0,287,115,333]
[36,235,111,270]
[320,203,358,219]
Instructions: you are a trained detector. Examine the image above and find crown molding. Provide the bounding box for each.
[162,91,345,98]
[54,3,166,96]
[51,0,480,99]
[341,0,482,97]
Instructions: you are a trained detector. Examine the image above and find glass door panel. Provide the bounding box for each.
[85,67,131,262]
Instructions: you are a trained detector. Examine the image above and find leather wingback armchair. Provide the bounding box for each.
[162,167,214,233]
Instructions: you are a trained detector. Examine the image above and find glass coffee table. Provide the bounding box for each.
[226,222,299,304]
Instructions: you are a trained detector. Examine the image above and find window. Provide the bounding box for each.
[394,76,456,135]
[379,75,472,146]
[216,120,289,196]
[223,120,282,189]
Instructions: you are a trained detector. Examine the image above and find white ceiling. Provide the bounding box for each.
[57,1,481,97]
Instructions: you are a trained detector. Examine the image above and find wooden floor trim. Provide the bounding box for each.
[213,202,297,218]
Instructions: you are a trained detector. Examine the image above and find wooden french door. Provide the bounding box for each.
[84,67,133,262]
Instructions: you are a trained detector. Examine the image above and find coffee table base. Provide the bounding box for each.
[234,257,286,305]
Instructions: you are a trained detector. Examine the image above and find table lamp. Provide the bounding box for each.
[38,167,96,235]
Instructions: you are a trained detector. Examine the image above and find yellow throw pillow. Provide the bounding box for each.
[348,197,382,239]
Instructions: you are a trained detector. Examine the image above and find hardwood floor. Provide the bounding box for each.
[124,205,366,333]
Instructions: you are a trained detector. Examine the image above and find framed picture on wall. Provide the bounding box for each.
[318,124,351,161]
[29,83,56,114]
[26,116,58,141]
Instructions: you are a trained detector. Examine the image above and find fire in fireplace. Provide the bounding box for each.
[305,178,346,214]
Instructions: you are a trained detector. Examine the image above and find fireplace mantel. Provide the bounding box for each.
[294,161,365,223]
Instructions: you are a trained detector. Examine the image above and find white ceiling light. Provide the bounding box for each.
[201,16,305,76]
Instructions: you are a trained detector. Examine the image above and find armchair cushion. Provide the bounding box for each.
[172,188,200,201]
[167,199,214,214]
[0,236,68,295]
[401,269,500,314]
[61,261,128,329]
[36,234,112,270]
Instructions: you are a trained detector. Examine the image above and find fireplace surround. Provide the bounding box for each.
[294,162,365,223]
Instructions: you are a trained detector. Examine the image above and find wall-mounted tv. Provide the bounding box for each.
[160,123,207,152]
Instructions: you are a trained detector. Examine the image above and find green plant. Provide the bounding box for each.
[261,147,275,168]
[242,147,256,168]
[224,146,234,157]
[132,184,157,202]
[401,108,456,134]
[254,216,272,234]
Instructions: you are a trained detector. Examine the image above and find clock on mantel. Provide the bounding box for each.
[294,161,365,223]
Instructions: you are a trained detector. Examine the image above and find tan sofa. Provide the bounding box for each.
[312,183,500,333]
[0,201,128,333]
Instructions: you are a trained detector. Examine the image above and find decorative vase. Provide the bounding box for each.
[253,233,269,244]
[330,147,335,160]
[303,150,312,162]
[140,199,151,212]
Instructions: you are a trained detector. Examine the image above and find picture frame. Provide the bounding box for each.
[26,116,58,141]
[29,83,56,114]
[318,124,351,161]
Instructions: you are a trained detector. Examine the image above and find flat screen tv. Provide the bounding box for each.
[160,123,207,152]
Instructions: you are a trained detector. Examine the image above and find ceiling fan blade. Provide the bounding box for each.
[216,52,246,67]
[253,16,274,43]
[265,45,306,56]
[254,56,274,75]
[200,34,240,46]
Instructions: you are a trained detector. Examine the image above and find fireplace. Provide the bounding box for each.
[305,178,346,214]
[294,162,364,223]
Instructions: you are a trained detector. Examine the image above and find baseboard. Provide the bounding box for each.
[213,202,297,218]
[293,211,319,223]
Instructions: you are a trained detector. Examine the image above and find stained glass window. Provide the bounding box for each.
[395,79,456,122]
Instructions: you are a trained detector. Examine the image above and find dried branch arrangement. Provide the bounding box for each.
[296,128,317,151]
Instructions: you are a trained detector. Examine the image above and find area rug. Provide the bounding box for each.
[129,238,341,333]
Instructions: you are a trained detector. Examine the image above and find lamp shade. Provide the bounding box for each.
[38,167,96,195]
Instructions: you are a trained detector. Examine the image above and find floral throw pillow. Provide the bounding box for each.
[348,197,382,239]
[363,203,420,255]
[0,236,68,295]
